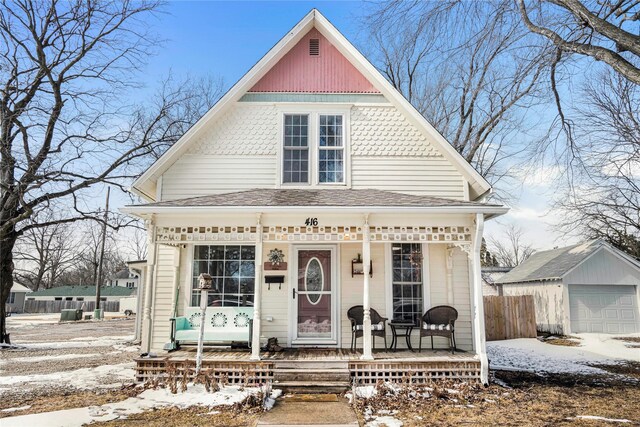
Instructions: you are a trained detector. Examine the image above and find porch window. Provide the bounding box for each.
[8,292,15,304]
[391,243,423,325]
[283,114,309,183]
[318,115,344,183]
[191,245,255,307]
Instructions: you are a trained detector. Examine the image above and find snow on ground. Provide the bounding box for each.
[0,362,135,390]
[572,415,632,423]
[575,333,640,361]
[11,335,134,350]
[0,352,112,364]
[487,335,639,375]
[1,384,280,427]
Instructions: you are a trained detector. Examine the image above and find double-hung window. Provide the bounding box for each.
[282,113,345,185]
[391,243,423,325]
[283,115,309,184]
[318,115,344,183]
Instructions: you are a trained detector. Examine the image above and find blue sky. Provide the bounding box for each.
[114,1,576,252]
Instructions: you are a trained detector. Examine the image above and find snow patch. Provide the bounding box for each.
[0,384,276,427]
[366,415,404,427]
[572,415,632,423]
[488,339,613,375]
[0,362,135,389]
[1,405,31,413]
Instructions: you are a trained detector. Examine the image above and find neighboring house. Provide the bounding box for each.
[122,10,508,384]
[481,266,512,296]
[498,240,640,335]
[27,285,134,303]
[6,283,32,314]
[108,268,140,289]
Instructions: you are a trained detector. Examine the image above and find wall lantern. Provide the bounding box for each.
[352,253,373,278]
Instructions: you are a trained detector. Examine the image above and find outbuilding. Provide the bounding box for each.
[497,240,640,334]
[6,283,31,314]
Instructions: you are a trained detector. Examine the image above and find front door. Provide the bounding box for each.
[292,247,338,345]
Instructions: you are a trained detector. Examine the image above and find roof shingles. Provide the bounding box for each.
[132,189,502,209]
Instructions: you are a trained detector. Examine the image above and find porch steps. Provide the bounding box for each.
[273,363,351,393]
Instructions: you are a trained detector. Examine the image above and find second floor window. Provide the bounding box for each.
[319,115,344,183]
[283,114,309,184]
[282,112,346,186]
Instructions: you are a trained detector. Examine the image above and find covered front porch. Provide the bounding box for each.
[123,189,507,385]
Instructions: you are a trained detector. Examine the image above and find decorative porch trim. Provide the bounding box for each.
[154,225,473,245]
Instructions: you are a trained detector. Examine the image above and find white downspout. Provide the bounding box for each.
[472,213,489,384]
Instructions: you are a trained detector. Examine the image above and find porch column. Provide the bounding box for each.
[170,246,182,318]
[141,219,156,353]
[250,214,263,360]
[361,214,373,360]
[471,213,489,384]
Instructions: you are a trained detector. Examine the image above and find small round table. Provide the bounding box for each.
[389,321,415,351]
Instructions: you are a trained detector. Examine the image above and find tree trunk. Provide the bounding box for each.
[0,231,18,344]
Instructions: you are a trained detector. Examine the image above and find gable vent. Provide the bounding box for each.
[309,38,320,56]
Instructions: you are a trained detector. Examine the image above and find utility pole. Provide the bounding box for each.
[95,186,110,314]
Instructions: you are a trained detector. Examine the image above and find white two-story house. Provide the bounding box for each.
[123,9,507,385]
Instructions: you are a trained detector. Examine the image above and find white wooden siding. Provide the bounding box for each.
[339,243,387,349]
[501,280,565,334]
[260,243,291,345]
[161,155,277,201]
[351,157,465,199]
[150,244,180,351]
[427,245,473,351]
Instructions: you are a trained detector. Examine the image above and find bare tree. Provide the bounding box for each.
[13,214,75,290]
[126,225,148,261]
[518,0,640,85]
[557,70,640,257]
[0,1,224,342]
[489,224,536,267]
[361,1,554,185]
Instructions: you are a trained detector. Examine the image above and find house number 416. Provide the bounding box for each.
[304,217,318,226]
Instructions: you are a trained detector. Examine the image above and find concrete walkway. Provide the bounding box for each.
[258,394,359,427]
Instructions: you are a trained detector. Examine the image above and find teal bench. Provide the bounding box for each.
[170,307,253,349]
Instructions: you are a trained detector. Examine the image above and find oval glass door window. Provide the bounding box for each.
[305,257,324,305]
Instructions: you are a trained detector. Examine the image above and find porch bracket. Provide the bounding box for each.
[360,214,374,360]
[250,213,263,360]
[472,213,489,384]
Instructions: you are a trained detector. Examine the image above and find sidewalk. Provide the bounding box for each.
[258,394,359,427]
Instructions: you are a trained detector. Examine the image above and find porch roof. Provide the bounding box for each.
[122,189,508,217]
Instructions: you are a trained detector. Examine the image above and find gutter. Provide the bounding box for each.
[121,205,510,216]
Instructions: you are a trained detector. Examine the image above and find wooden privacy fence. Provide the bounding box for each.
[24,300,119,314]
[483,295,537,341]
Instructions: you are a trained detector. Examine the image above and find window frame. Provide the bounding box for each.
[282,114,311,185]
[386,243,430,326]
[189,244,257,308]
[277,106,350,188]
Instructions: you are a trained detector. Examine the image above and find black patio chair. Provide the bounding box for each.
[419,305,458,354]
[347,305,388,351]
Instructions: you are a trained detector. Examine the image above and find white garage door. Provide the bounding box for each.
[569,285,639,333]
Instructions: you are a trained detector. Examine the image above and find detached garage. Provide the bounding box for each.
[497,240,640,335]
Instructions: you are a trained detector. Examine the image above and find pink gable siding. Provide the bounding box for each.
[249,29,379,93]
